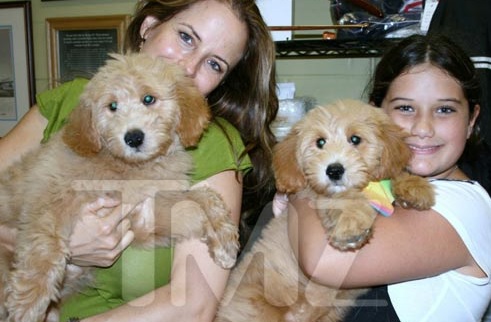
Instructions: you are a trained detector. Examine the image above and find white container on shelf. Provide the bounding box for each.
[271,98,306,141]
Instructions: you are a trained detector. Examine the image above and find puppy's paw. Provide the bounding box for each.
[196,188,239,269]
[393,173,435,210]
[317,198,376,251]
[207,227,239,269]
[329,226,372,251]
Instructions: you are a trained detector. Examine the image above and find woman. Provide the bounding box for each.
[285,34,491,321]
[0,0,278,321]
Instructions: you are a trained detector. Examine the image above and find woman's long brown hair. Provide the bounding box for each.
[124,0,279,246]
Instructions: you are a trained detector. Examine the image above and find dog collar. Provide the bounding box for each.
[363,180,394,216]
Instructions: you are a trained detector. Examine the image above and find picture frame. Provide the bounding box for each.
[47,15,130,88]
[0,1,35,129]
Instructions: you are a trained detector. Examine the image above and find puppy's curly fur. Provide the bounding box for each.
[0,53,239,322]
[214,99,434,322]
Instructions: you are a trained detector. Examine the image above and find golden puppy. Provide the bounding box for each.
[215,99,434,322]
[0,53,239,322]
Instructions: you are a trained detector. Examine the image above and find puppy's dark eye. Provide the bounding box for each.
[142,95,156,106]
[316,138,326,149]
[350,135,362,145]
[108,102,118,112]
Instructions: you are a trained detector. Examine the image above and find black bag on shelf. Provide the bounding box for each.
[330,0,422,39]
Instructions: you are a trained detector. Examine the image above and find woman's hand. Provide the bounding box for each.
[69,197,135,267]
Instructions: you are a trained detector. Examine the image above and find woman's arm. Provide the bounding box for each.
[82,170,243,322]
[0,106,47,250]
[0,105,47,171]
[288,196,481,289]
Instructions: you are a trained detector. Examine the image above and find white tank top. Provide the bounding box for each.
[389,180,491,322]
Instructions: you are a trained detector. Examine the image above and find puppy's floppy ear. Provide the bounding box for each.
[273,128,307,193]
[62,100,101,157]
[175,80,210,148]
[372,116,412,180]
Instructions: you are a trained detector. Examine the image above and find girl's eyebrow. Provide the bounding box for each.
[387,97,414,103]
[180,23,231,72]
[437,98,462,104]
[388,97,462,104]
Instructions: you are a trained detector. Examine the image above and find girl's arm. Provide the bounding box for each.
[83,170,243,322]
[288,196,483,289]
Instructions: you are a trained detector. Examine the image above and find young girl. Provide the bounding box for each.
[285,34,491,321]
[0,0,278,321]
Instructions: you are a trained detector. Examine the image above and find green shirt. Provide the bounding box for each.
[36,78,252,319]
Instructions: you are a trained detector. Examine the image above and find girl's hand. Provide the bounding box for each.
[272,192,289,217]
[69,197,135,267]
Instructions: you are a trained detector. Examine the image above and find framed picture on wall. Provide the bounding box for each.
[0,1,35,128]
[47,15,130,88]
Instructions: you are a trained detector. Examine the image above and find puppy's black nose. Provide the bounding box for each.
[326,163,345,181]
[124,129,145,148]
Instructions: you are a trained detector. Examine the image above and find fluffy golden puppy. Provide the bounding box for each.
[0,53,239,322]
[215,99,434,322]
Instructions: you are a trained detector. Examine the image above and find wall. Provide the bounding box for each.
[0,0,137,94]
[0,0,374,116]
[278,0,377,105]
